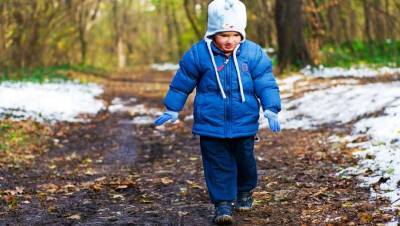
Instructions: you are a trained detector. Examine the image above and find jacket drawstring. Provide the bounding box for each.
[233,44,245,102]
[206,39,227,99]
[205,39,246,102]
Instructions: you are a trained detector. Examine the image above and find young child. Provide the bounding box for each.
[154,0,281,224]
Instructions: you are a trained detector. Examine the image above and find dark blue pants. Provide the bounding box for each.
[200,136,257,204]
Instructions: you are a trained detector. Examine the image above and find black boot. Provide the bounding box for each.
[214,201,234,225]
[236,192,253,211]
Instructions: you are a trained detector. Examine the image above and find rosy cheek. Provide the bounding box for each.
[217,38,227,45]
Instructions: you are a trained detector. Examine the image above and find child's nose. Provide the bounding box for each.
[227,36,235,42]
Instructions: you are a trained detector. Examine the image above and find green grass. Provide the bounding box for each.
[321,40,400,68]
[0,120,52,166]
[0,122,25,153]
[0,64,107,83]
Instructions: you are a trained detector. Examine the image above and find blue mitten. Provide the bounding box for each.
[263,110,281,132]
[154,111,179,126]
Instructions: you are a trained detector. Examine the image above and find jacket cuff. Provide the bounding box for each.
[164,89,188,111]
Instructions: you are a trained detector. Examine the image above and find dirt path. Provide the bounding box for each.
[0,72,397,225]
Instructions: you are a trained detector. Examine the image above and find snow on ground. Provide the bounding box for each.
[301,65,400,78]
[277,75,304,99]
[273,74,400,213]
[108,97,164,125]
[131,116,156,125]
[0,82,105,122]
[108,97,138,113]
[260,82,400,130]
[339,98,400,207]
[354,98,400,145]
[278,75,304,91]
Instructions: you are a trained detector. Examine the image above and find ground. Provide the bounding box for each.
[0,70,397,225]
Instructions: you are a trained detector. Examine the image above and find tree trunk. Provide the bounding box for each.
[372,1,386,41]
[112,0,126,69]
[78,1,87,65]
[171,1,184,57]
[165,2,176,60]
[0,1,5,66]
[275,0,312,71]
[251,0,274,47]
[27,1,41,67]
[305,0,326,65]
[11,2,24,67]
[363,0,373,43]
[183,0,202,40]
[117,37,126,69]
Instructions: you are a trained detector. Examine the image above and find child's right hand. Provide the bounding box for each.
[154,111,179,126]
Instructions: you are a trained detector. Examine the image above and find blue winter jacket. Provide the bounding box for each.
[164,39,281,138]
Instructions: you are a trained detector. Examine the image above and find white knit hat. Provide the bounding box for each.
[204,0,247,41]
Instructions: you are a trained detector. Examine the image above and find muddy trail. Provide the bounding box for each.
[0,71,397,225]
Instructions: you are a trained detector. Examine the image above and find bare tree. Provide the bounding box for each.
[112,0,128,69]
[183,0,208,40]
[247,0,275,48]
[75,0,101,65]
[0,1,7,67]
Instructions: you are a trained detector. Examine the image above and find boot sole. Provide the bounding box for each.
[236,206,252,212]
[214,214,233,225]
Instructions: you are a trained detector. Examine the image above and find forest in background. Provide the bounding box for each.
[1,1,400,225]
[0,0,399,73]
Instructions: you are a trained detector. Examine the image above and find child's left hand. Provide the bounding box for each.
[263,110,281,132]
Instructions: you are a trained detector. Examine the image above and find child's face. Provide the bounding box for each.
[214,32,242,54]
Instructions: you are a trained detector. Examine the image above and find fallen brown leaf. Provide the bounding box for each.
[161,177,174,185]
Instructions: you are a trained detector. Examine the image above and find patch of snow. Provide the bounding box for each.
[151,63,179,71]
[340,143,400,206]
[261,82,400,130]
[339,96,400,207]
[301,65,400,78]
[277,75,304,93]
[0,81,105,122]
[131,116,155,125]
[108,97,165,125]
[266,76,400,210]
[126,104,161,116]
[108,97,138,113]
[353,99,400,145]
[111,97,137,105]
[270,79,400,205]
[386,221,399,226]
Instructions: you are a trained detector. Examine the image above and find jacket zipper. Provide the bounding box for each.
[225,55,231,137]
[223,56,229,137]
[217,58,230,72]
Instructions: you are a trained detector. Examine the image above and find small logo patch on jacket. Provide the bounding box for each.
[242,63,249,72]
